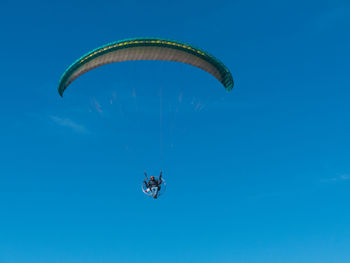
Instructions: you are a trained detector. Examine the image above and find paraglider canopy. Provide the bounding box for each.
[58,37,234,97]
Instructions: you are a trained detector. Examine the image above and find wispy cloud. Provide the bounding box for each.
[340,175,350,180]
[50,116,89,134]
[321,174,350,183]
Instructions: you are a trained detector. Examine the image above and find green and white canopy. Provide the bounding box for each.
[58,38,234,96]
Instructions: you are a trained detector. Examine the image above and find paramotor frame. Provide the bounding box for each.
[142,176,166,198]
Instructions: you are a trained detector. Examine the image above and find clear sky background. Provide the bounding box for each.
[0,0,349,262]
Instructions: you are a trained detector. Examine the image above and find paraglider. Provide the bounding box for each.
[57,37,234,199]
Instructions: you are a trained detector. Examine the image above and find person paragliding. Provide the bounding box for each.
[143,171,163,199]
[58,37,233,200]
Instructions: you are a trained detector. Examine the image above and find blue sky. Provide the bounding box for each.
[0,0,350,262]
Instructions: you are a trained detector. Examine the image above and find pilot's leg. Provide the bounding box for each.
[151,187,159,198]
